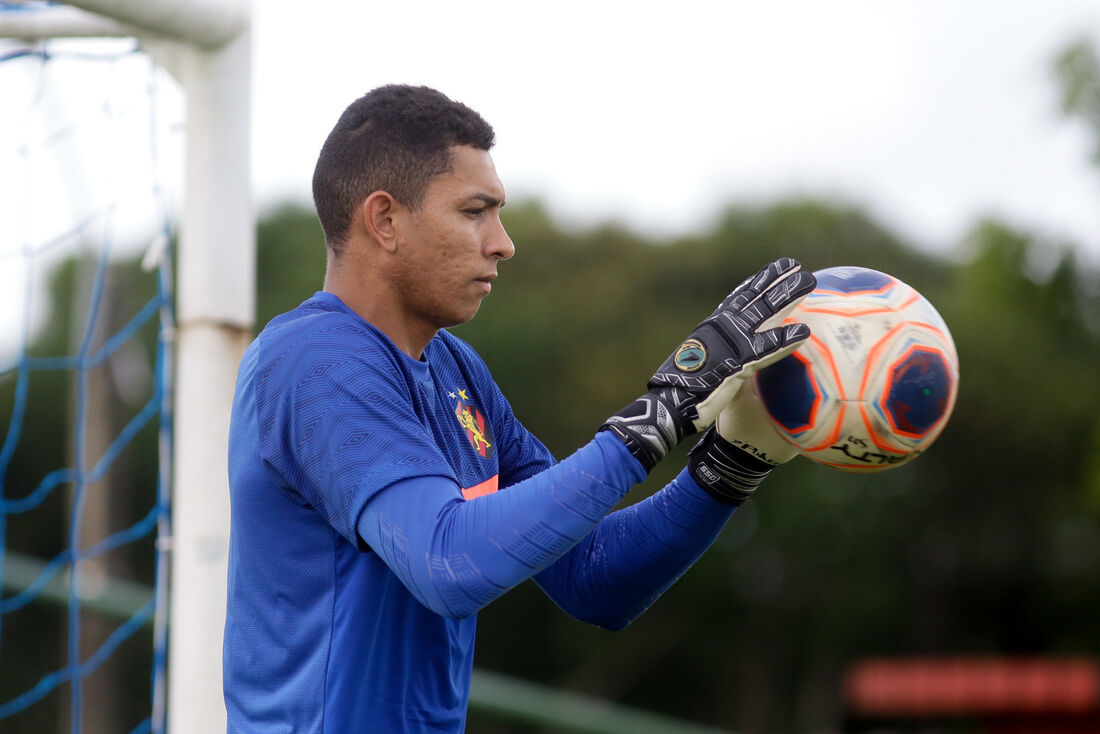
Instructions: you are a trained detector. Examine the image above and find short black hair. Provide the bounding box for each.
[311,84,496,255]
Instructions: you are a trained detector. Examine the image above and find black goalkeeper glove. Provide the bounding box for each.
[600,257,816,473]
[688,351,808,505]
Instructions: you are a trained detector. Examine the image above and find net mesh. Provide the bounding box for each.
[0,30,174,734]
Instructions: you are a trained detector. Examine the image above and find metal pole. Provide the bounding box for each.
[0,4,134,39]
[167,24,253,734]
[64,0,247,49]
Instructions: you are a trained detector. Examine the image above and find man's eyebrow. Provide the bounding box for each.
[470,193,505,208]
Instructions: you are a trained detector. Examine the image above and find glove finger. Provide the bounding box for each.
[764,269,816,316]
[758,270,817,332]
[747,257,803,298]
[745,323,811,371]
[716,272,755,313]
[721,258,803,314]
[736,269,817,331]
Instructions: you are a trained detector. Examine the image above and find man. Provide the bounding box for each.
[224,84,815,733]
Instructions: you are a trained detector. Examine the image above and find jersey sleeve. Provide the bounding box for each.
[356,434,736,627]
[255,338,457,547]
[357,431,646,619]
[533,467,735,629]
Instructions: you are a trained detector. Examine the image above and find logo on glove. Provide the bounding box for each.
[674,339,707,372]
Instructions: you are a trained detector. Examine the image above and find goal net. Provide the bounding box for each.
[1,2,253,733]
[0,28,175,734]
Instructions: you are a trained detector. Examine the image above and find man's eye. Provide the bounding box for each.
[464,209,485,218]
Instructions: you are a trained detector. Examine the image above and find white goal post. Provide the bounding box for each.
[0,2,254,732]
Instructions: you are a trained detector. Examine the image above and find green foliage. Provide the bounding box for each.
[248,196,1100,732]
[1055,38,1100,163]
[255,204,327,327]
[5,190,1099,732]
[9,34,1100,724]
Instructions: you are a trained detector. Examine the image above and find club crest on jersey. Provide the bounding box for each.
[674,339,707,372]
[452,389,494,459]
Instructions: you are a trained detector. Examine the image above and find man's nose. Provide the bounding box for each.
[487,217,515,261]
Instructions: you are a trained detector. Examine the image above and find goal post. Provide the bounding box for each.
[0,2,254,732]
[46,0,249,49]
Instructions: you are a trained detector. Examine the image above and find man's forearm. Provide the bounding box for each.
[533,467,735,629]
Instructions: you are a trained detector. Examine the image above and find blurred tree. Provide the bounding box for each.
[1055,38,1100,163]
[255,204,326,327]
[3,34,1099,734]
[1054,35,1100,517]
[5,192,1099,733]
[234,196,1100,733]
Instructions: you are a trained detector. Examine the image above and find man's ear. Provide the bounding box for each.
[358,191,400,253]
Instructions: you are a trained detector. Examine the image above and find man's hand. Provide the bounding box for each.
[687,381,800,505]
[600,257,816,473]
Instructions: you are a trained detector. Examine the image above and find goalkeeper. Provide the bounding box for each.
[223,84,816,734]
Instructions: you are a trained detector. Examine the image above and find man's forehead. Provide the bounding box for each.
[433,146,505,200]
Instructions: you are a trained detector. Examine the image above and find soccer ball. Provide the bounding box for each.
[753,266,959,472]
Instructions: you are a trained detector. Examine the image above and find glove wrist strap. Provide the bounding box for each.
[688,426,774,505]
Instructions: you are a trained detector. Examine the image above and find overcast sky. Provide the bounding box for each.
[3,0,1100,360]
[252,0,1100,260]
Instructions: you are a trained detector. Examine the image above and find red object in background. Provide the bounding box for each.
[845,657,1100,717]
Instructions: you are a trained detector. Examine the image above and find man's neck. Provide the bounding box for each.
[323,258,436,360]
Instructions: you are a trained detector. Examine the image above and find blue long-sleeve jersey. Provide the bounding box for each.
[224,292,735,734]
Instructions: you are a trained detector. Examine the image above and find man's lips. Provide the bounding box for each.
[475,273,497,292]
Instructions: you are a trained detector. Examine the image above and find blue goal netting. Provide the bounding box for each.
[0,35,174,734]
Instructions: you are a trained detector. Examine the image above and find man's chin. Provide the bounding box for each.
[438,302,484,330]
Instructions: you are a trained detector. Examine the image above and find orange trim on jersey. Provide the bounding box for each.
[461,474,499,500]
